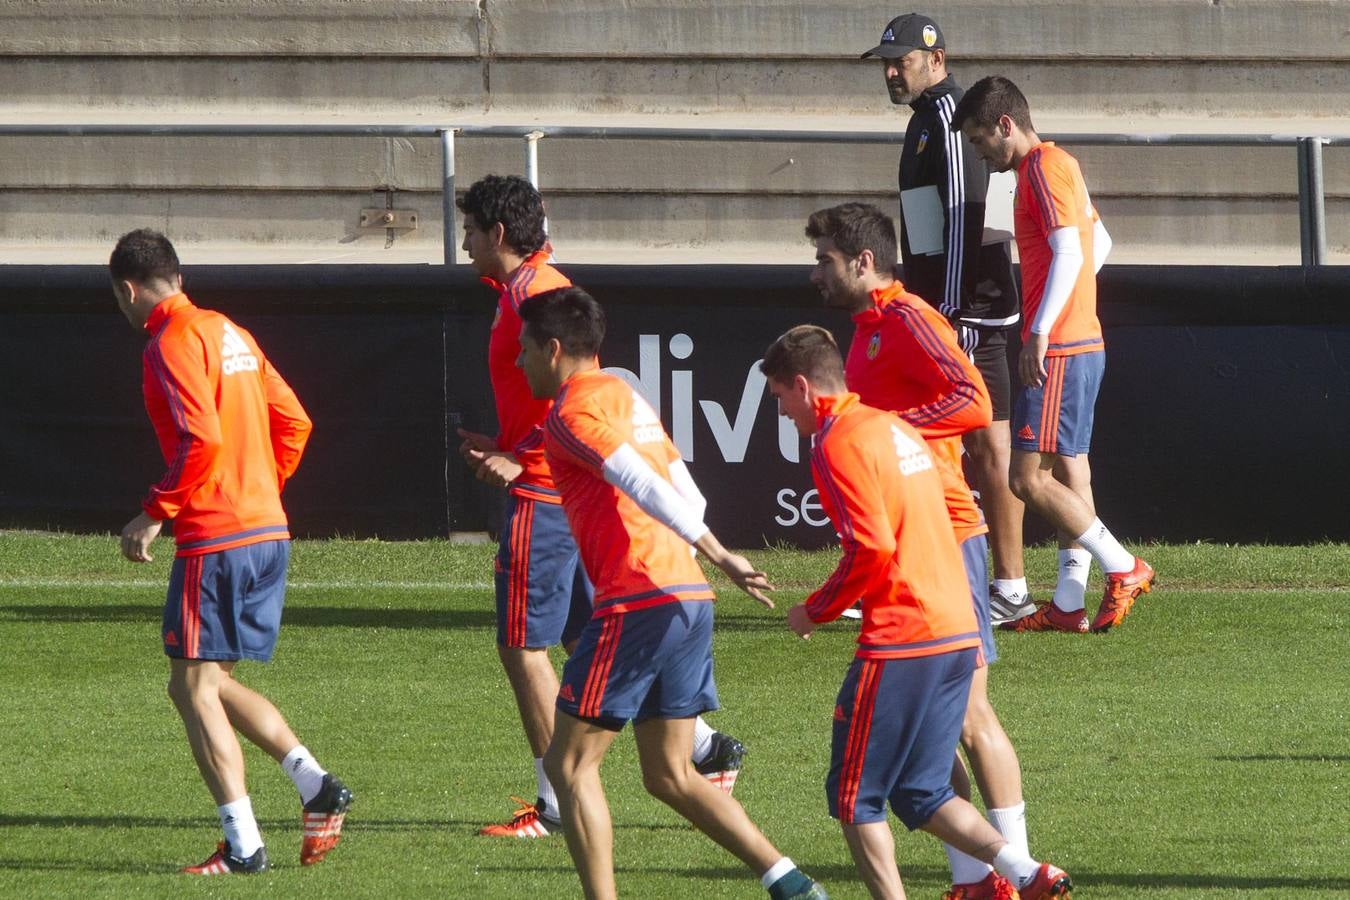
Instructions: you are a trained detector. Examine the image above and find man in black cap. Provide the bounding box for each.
[858,15,1063,900]
[862,13,1033,634]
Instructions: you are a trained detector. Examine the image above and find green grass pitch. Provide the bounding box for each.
[0,532,1347,898]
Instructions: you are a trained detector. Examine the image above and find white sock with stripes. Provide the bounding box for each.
[535,757,560,821]
[691,716,716,764]
[1052,549,1091,612]
[1074,517,1136,574]
[944,842,994,884]
[989,802,1029,855]
[218,795,263,858]
[281,745,327,805]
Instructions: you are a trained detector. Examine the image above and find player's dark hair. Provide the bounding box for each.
[109,228,180,284]
[951,75,1035,133]
[804,203,898,275]
[456,174,548,256]
[518,286,606,359]
[760,325,846,391]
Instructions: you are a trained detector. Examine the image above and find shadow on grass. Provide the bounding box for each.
[473,860,1350,893]
[0,813,687,834]
[0,857,177,876]
[1214,753,1350,762]
[0,604,495,630]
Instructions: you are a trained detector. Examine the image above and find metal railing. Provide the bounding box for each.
[1,124,1342,266]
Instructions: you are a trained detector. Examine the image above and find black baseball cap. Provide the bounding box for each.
[860,13,945,59]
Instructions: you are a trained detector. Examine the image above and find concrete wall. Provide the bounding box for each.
[1,0,1346,264]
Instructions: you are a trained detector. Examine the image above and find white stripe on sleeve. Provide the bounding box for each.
[602,443,710,544]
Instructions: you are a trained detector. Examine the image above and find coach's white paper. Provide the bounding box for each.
[982,171,1016,245]
[900,185,945,255]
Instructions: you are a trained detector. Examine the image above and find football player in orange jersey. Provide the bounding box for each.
[517,287,826,900]
[112,229,350,874]
[953,77,1155,634]
[765,324,1071,900]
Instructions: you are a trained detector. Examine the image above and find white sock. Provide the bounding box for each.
[992,577,1028,599]
[944,843,994,884]
[992,843,1039,888]
[535,757,560,821]
[1052,549,1091,612]
[281,745,327,805]
[218,795,263,858]
[1074,517,1135,574]
[760,856,797,889]
[691,716,716,764]
[988,802,1029,856]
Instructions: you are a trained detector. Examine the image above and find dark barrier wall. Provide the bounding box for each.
[2,265,1348,546]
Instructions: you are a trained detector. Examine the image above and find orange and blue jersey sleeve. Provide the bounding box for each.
[261,356,311,489]
[804,439,896,624]
[1024,149,1086,235]
[890,306,993,440]
[543,396,624,479]
[141,332,224,521]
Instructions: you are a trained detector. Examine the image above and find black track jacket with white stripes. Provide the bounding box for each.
[898,76,1019,346]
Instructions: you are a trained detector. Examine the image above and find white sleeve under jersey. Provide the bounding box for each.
[601,443,710,544]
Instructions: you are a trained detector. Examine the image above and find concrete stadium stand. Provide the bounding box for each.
[0,0,1346,265]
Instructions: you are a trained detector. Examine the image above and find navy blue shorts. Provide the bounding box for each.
[163,540,289,662]
[961,534,996,666]
[827,649,976,828]
[1012,350,1105,457]
[556,600,719,730]
[495,492,594,649]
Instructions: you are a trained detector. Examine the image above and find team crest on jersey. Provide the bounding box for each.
[922,25,938,47]
[915,129,929,155]
[866,332,881,360]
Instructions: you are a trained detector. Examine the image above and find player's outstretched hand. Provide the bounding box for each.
[787,603,816,639]
[716,552,776,608]
[120,511,162,563]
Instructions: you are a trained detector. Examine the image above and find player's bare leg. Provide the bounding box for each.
[961,666,1023,810]
[216,663,300,761]
[1008,450,1095,538]
[168,659,248,804]
[544,711,621,900]
[841,821,907,899]
[499,645,560,757]
[965,422,1025,581]
[633,716,781,871]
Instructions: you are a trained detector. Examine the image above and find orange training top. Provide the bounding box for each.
[140,293,311,556]
[804,392,981,660]
[484,250,573,502]
[542,368,715,616]
[1014,142,1103,356]
[845,281,991,543]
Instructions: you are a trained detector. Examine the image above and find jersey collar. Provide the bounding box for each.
[480,248,552,293]
[851,281,908,325]
[814,391,861,427]
[911,74,958,112]
[144,292,193,335]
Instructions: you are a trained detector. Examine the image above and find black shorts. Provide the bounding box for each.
[970,330,1012,422]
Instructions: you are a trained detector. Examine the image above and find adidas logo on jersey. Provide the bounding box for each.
[221,322,259,375]
[558,684,576,702]
[890,425,933,476]
[630,390,664,444]
[1018,425,1036,441]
